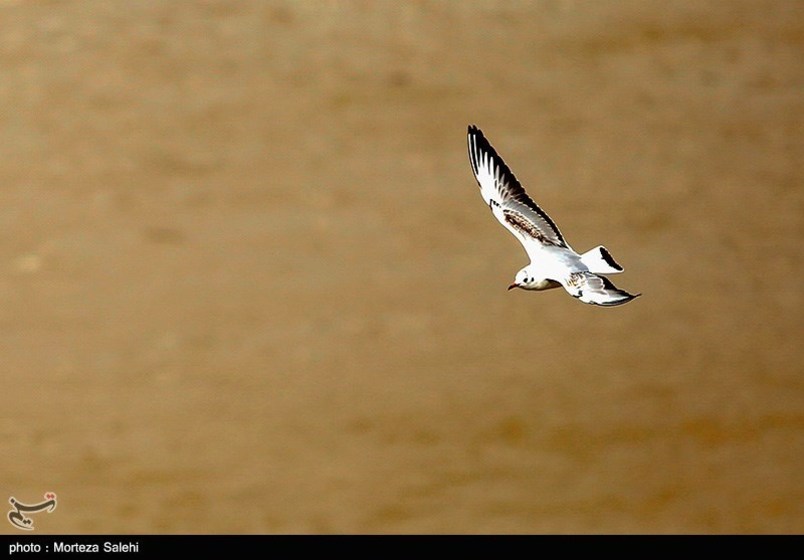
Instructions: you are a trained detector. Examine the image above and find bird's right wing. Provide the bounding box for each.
[560,271,640,307]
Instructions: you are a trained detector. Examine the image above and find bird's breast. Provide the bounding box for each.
[530,279,562,291]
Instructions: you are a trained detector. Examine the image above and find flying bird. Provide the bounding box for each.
[467,125,640,307]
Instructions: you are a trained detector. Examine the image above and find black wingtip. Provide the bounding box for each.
[591,276,642,306]
[594,291,641,307]
[467,125,490,177]
[614,291,642,306]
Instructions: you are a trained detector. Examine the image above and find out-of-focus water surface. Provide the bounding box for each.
[1,1,801,533]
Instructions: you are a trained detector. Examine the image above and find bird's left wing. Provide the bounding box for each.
[467,125,569,259]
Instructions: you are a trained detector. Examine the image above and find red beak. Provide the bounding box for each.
[508,283,518,291]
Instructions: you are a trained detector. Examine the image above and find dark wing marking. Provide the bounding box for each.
[503,209,555,245]
[599,247,623,272]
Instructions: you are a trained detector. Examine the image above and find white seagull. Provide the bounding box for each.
[467,125,640,307]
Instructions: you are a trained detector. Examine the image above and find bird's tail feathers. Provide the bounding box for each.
[580,245,624,274]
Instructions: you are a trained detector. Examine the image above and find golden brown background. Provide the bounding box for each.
[2,0,802,534]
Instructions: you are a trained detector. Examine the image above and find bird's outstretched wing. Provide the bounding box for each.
[560,271,640,307]
[467,125,568,258]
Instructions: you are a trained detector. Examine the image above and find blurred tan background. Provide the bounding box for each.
[1,0,801,534]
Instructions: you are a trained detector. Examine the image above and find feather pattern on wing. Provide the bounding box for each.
[467,125,568,257]
[560,271,640,307]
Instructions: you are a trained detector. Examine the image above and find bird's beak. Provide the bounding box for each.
[508,283,519,291]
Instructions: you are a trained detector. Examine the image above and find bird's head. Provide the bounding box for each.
[509,267,533,291]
